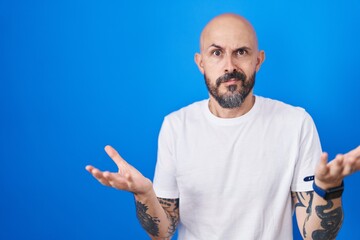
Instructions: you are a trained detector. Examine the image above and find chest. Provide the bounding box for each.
[174,121,299,198]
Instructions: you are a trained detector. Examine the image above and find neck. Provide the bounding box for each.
[208,94,255,118]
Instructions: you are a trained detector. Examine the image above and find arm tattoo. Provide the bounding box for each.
[135,200,161,237]
[158,198,180,236]
[293,191,314,238]
[312,200,343,240]
[135,198,179,238]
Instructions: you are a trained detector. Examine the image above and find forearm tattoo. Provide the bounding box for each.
[135,198,179,238]
[294,191,314,238]
[135,200,161,236]
[158,198,180,236]
[312,200,343,240]
[293,191,343,240]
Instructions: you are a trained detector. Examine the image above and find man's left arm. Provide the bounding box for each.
[293,146,360,240]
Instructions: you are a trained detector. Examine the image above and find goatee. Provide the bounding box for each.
[204,71,256,109]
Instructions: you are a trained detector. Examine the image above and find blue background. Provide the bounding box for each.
[1,0,359,239]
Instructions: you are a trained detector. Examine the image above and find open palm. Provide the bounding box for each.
[86,145,152,195]
[315,146,360,189]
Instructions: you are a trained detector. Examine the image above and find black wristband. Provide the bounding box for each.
[312,181,344,200]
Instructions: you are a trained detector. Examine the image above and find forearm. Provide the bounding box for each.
[302,193,343,240]
[134,187,175,239]
[296,146,360,239]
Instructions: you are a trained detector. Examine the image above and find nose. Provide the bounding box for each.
[224,55,237,73]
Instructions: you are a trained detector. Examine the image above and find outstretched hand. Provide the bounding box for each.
[86,145,152,195]
[315,146,360,189]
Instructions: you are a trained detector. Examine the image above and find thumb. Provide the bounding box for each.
[316,152,329,178]
[104,145,127,169]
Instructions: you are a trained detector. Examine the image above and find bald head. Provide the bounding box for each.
[200,13,259,53]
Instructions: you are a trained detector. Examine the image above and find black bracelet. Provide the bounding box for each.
[312,181,344,200]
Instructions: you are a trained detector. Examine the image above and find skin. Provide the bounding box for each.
[293,149,360,239]
[194,13,265,118]
[86,13,360,239]
[86,146,178,239]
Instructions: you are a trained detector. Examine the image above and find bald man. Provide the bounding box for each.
[86,13,360,239]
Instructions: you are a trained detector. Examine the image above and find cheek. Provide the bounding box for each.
[203,56,224,70]
[204,71,219,87]
[203,61,226,78]
[203,65,219,80]
[242,59,258,73]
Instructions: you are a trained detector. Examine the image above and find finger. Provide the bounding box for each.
[355,160,360,172]
[86,166,111,186]
[86,166,103,178]
[316,152,330,177]
[103,171,130,190]
[104,145,128,169]
[343,156,358,175]
[344,146,360,169]
[85,165,95,172]
[343,164,353,176]
[328,154,344,177]
[97,176,111,186]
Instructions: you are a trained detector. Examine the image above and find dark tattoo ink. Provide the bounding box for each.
[294,191,314,238]
[135,200,160,237]
[312,200,343,240]
[158,198,179,236]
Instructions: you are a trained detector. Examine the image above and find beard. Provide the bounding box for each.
[204,70,256,109]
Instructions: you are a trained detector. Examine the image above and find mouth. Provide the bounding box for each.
[222,78,240,85]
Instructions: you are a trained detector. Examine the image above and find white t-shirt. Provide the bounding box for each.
[153,96,322,240]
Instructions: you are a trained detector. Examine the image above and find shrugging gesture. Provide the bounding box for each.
[86,145,152,195]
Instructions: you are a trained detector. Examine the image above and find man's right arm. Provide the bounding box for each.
[86,145,179,239]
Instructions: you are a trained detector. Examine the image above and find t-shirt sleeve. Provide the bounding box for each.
[153,117,179,198]
[291,111,322,192]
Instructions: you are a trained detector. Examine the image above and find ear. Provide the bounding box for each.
[194,53,205,74]
[255,50,265,72]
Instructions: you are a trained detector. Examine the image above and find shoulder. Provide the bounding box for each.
[164,99,208,123]
[158,100,208,141]
[255,96,317,133]
[257,96,310,120]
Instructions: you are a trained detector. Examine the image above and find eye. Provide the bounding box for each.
[212,49,222,56]
[237,48,247,56]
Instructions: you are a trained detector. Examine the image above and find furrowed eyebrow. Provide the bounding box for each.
[207,44,252,53]
[208,44,223,50]
[234,46,252,52]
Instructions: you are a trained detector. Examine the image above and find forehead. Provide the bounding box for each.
[200,15,258,51]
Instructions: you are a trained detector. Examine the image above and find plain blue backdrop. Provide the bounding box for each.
[1,0,359,239]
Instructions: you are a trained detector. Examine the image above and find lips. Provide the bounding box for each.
[216,72,245,87]
[222,78,240,85]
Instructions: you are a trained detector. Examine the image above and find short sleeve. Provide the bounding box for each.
[291,112,322,192]
[153,117,179,198]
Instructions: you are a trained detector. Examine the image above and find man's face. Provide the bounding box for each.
[195,15,264,108]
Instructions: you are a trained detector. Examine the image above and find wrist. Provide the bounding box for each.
[134,182,155,200]
[314,178,343,190]
[313,180,344,200]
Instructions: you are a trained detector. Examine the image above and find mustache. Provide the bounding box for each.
[216,71,246,87]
